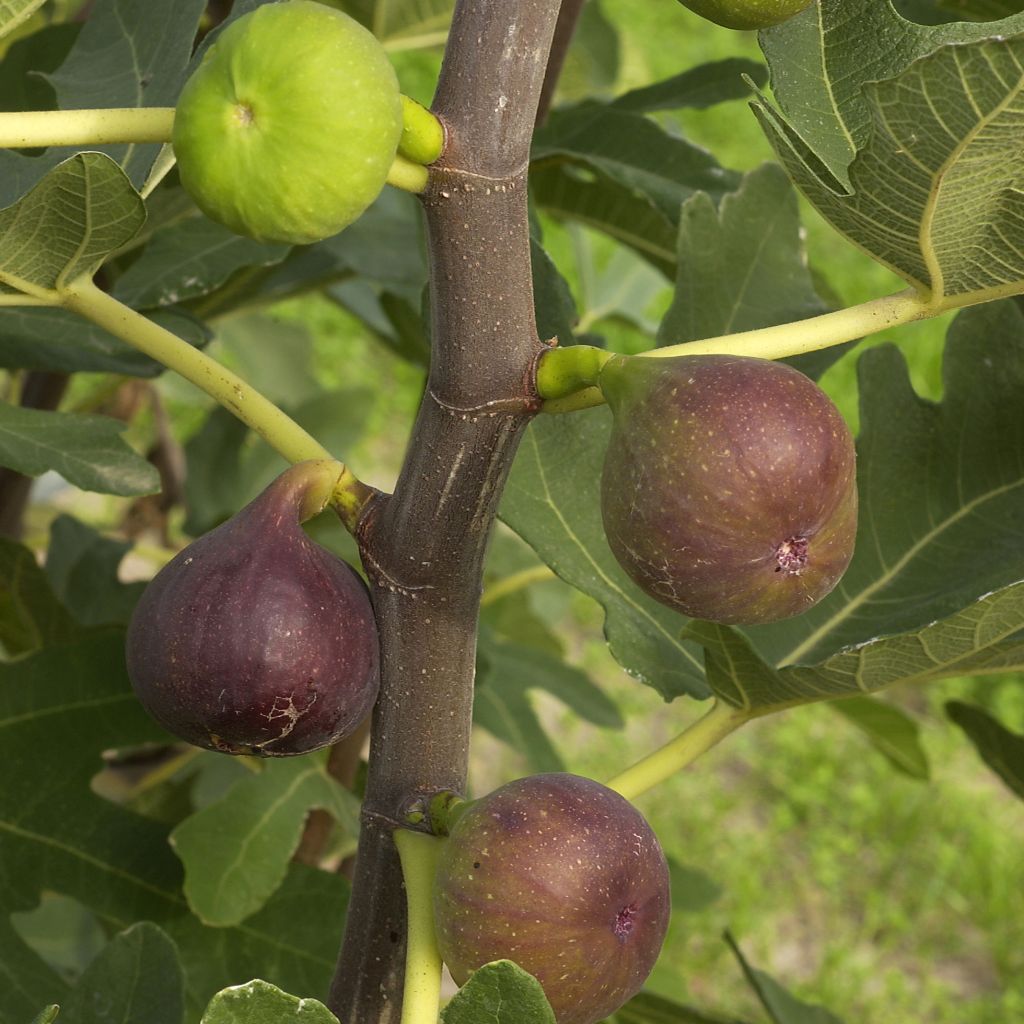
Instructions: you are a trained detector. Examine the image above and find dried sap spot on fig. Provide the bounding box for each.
[433,773,670,1024]
[599,354,857,625]
[126,462,380,756]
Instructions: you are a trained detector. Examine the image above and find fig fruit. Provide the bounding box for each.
[126,461,379,756]
[172,0,403,245]
[433,773,670,1024]
[599,354,857,625]
[675,0,813,30]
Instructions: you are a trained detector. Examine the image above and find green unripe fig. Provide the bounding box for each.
[126,461,380,757]
[675,0,813,30]
[172,0,403,245]
[599,354,857,626]
[433,773,671,1024]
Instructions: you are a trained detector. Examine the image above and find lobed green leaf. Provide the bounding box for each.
[58,922,184,1024]
[0,401,157,496]
[689,578,1024,713]
[0,537,79,658]
[0,632,349,1022]
[440,960,556,1024]
[946,699,1024,798]
[658,163,838,377]
[755,35,1024,304]
[726,933,845,1024]
[758,0,1024,186]
[0,0,46,42]
[199,979,338,1024]
[0,153,144,296]
[611,58,768,114]
[171,752,358,928]
[0,306,209,377]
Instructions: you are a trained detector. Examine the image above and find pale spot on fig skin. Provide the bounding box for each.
[775,536,809,574]
[613,904,638,942]
[234,102,255,127]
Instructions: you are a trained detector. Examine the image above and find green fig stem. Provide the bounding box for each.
[649,288,933,360]
[606,700,749,802]
[386,153,431,194]
[0,107,175,147]
[278,460,350,522]
[394,829,445,1024]
[534,343,612,401]
[59,276,376,531]
[536,289,936,412]
[398,95,446,165]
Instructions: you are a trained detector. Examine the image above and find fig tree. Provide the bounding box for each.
[599,354,857,625]
[126,461,379,757]
[172,0,403,245]
[433,773,670,1024]
[675,0,813,30]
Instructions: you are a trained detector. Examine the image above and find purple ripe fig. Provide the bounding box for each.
[126,460,379,756]
[600,354,857,625]
[433,773,670,1024]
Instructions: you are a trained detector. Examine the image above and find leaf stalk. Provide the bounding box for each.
[606,700,749,801]
[0,107,175,147]
[537,289,935,412]
[59,277,374,530]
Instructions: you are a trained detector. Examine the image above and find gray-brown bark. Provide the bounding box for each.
[326,3,563,1021]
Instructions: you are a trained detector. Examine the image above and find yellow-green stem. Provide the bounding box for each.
[395,829,445,1024]
[606,700,748,801]
[399,96,446,165]
[59,276,374,530]
[649,289,932,361]
[535,343,611,401]
[538,290,935,413]
[387,153,430,194]
[0,107,175,148]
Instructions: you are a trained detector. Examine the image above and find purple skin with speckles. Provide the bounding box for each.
[126,466,379,756]
[433,773,670,1024]
[600,354,857,625]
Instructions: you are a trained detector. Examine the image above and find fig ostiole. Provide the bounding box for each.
[432,773,671,1024]
[126,460,380,757]
[599,354,857,626]
[172,0,404,245]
